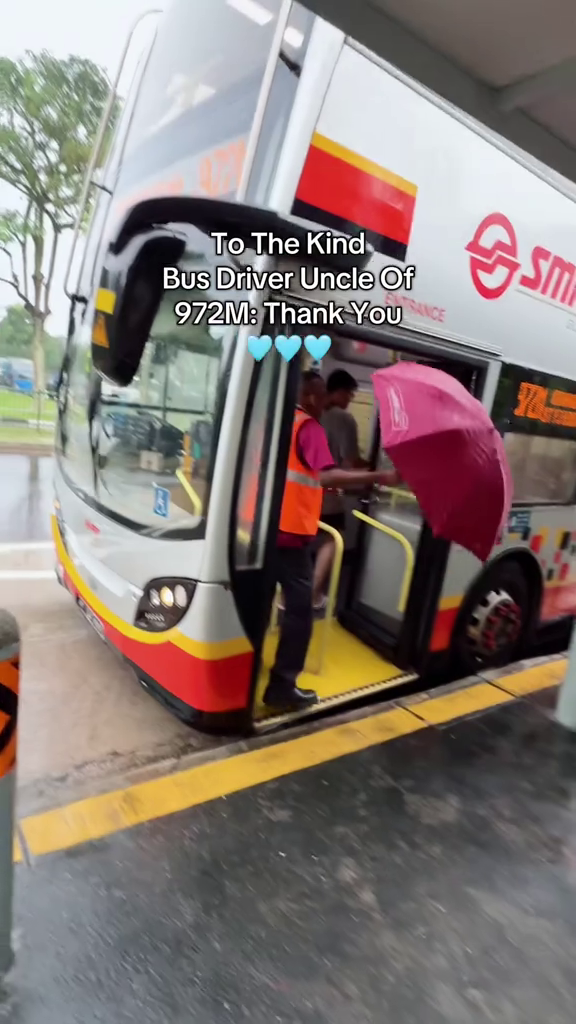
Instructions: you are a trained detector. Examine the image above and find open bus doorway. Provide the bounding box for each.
[252,335,481,723]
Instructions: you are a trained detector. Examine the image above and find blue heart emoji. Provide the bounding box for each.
[304,335,332,360]
[275,335,302,362]
[247,335,272,361]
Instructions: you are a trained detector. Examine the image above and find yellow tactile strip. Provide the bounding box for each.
[14,658,566,862]
[406,682,515,726]
[486,658,567,696]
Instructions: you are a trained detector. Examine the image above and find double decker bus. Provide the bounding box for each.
[54,0,576,732]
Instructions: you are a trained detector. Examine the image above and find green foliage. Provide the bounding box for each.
[0,303,64,374]
[0,50,120,386]
[0,303,32,351]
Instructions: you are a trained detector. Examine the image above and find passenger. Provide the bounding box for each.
[264,370,400,712]
[312,369,367,608]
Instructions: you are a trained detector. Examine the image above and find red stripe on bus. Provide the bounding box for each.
[295,144,416,248]
[61,567,253,715]
[429,607,459,652]
[541,582,576,621]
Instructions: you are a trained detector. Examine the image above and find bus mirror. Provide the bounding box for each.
[91,229,184,387]
[91,194,375,387]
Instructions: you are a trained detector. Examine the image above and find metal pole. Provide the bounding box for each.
[556,620,576,730]
[0,611,19,978]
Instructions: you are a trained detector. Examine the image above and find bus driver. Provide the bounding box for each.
[264,370,400,713]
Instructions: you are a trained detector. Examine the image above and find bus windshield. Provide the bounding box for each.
[114,0,290,207]
[57,225,250,539]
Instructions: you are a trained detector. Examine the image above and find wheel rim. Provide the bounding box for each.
[465,587,523,661]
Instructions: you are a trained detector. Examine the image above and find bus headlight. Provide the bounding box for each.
[135,578,196,632]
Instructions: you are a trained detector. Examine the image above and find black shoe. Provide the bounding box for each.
[263,683,318,711]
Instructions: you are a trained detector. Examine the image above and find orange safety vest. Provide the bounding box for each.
[279,408,323,535]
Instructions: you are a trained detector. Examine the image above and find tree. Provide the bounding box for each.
[0,50,119,391]
[0,303,32,354]
[0,302,65,374]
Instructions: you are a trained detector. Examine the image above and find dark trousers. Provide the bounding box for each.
[269,545,314,691]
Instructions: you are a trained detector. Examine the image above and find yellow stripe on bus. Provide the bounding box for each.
[311,133,418,197]
[94,288,117,315]
[51,516,252,660]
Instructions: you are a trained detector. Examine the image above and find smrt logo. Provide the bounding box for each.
[465,212,576,309]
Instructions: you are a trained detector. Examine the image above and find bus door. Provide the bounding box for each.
[339,351,482,673]
[248,332,486,724]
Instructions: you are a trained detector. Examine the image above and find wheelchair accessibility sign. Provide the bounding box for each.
[153,485,171,518]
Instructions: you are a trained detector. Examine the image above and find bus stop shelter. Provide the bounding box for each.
[310,0,576,187]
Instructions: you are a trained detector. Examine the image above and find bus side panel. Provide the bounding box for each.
[288,43,576,382]
[431,506,576,653]
[52,512,254,718]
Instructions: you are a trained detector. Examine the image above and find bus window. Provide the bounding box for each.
[503,433,576,505]
[59,226,249,537]
[117,0,285,204]
[96,330,239,533]
[75,50,151,301]
[55,324,97,498]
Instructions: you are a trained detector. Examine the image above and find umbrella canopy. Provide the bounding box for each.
[372,362,513,562]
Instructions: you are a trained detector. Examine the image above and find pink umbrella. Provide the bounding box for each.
[372,362,513,562]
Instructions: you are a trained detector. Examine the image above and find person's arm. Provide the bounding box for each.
[319,466,400,489]
[297,419,400,490]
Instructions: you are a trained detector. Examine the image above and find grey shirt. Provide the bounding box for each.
[321,407,360,514]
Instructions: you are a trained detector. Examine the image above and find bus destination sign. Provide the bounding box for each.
[514,381,576,429]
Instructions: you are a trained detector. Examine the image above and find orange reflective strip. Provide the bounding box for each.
[0,732,15,778]
[0,660,19,696]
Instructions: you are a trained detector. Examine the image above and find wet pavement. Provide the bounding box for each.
[0,455,54,543]
[5,575,222,815]
[6,684,576,1023]
[0,452,219,815]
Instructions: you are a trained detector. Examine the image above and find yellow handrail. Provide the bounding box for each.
[378,485,418,501]
[175,469,203,517]
[313,521,344,676]
[352,510,415,613]
[269,521,345,678]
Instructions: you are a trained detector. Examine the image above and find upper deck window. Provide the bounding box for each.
[116,0,291,199]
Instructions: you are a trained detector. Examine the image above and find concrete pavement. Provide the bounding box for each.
[4,664,576,1024]
[0,454,221,816]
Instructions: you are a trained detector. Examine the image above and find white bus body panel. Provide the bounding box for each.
[285,41,576,635]
[288,43,576,378]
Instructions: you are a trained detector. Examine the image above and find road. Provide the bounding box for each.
[0,452,221,816]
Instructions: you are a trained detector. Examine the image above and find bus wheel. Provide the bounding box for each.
[452,561,532,675]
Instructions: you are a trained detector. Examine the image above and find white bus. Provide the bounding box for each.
[54,0,576,732]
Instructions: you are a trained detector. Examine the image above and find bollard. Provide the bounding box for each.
[556,620,576,730]
[0,611,19,978]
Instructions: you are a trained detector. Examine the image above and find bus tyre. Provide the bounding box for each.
[451,561,532,675]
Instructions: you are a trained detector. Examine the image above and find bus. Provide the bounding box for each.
[54,0,576,733]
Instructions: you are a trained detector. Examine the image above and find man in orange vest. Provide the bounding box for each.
[263,370,401,712]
